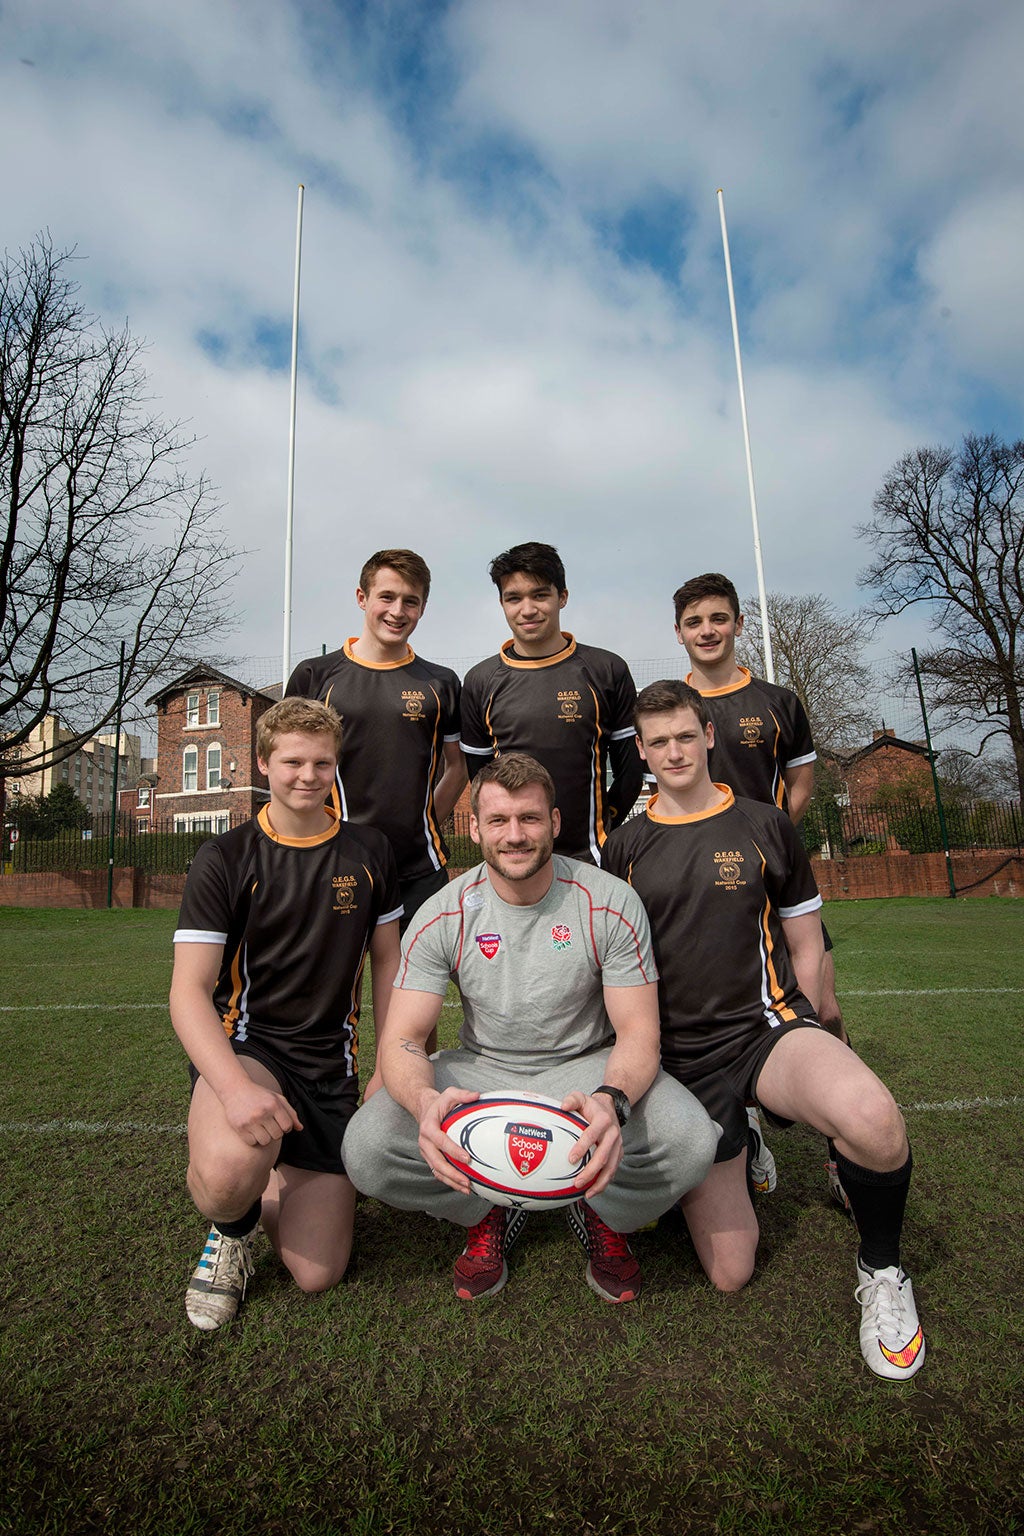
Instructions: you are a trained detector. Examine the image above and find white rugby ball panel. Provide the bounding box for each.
[441,1093,592,1209]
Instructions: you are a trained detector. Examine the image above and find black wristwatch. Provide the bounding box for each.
[593,1084,631,1127]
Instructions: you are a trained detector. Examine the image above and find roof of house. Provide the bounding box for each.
[830,728,931,770]
[148,663,280,708]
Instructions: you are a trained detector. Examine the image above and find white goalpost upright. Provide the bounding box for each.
[716,187,775,683]
[282,183,305,689]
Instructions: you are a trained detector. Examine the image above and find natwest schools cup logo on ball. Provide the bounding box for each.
[504,1120,552,1178]
[476,932,502,959]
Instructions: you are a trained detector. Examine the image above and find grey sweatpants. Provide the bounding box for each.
[343,1046,721,1233]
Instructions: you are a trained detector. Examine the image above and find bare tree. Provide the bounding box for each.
[736,591,877,752]
[859,433,1024,804]
[1,235,239,773]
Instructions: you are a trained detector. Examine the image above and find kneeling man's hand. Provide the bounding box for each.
[561,1090,622,1198]
[417,1085,480,1195]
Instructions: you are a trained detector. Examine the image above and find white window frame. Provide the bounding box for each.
[174,812,230,835]
[206,690,220,726]
[183,746,198,793]
[206,743,222,790]
[186,692,200,727]
[137,785,151,808]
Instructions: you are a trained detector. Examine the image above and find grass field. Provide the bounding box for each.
[1,898,1023,1535]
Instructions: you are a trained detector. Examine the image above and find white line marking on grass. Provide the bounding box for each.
[3,1096,1020,1139]
[845,987,1022,996]
[0,1120,186,1135]
[900,1095,1023,1114]
[0,1002,166,1013]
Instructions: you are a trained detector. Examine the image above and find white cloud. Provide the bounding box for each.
[1,0,1020,708]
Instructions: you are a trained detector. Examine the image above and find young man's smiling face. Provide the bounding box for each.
[636,706,715,801]
[356,566,426,653]
[498,571,568,656]
[675,596,743,672]
[258,731,338,824]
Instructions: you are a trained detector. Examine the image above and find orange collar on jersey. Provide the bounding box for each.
[645,785,735,825]
[499,634,577,670]
[343,637,416,670]
[686,665,752,699]
[258,802,342,848]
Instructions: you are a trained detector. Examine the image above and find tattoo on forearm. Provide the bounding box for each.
[399,1038,430,1060]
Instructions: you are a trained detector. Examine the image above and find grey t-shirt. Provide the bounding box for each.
[397,855,658,1075]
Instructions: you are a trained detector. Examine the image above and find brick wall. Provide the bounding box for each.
[0,868,188,909]
[812,850,1023,899]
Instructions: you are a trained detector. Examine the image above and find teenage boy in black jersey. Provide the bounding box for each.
[171,698,402,1330]
[602,680,925,1380]
[673,571,847,1201]
[286,549,466,931]
[460,542,643,864]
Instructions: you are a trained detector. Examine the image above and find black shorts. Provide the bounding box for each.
[189,1045,359,1176]
[672,1019,826,1163]
[399,865,450,935]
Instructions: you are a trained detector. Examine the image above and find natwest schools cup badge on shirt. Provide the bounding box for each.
[476,932,502,959]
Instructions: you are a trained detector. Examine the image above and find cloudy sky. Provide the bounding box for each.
[3,0,1021,700]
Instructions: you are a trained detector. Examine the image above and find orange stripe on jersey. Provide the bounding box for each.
[753,843,797,1023]
[765,707,785,808]
[222,880,259,1033]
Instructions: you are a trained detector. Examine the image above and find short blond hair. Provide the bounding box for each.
[257,697,342,761]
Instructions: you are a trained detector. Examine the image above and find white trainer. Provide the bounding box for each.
[186,1225,256,1331]
[855,1261,926,1380]
[747,1106,777,1193]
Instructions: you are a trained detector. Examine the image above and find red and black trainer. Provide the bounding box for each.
[453,1206,528,1300]
[566,1200,642,1303]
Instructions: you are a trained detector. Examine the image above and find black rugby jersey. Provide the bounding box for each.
[174,806,401,1080]
[286,642,461,881]
[689,668,816,814]
[602,789,821,1077]
[461,635,643,863]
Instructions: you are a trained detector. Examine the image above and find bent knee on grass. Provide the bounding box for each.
[284,1251,351,1294]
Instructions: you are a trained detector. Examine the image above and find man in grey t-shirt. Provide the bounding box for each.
[343,753,718,1304]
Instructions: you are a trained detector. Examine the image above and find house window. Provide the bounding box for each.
[174,812,230,834]
[186,693,200,727]
[207,691,220,726]
[206,744,222,790]
[183,746,198,792]
[138,818,150,834]
[137,785,151,808]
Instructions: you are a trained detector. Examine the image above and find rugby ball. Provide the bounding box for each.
[440,1092,591,1210]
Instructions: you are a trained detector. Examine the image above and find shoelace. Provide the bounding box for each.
[856,1270,907,1341]
[206,1231,254,1283]
[585,1210,630,1260]
[463,1211,505,1262]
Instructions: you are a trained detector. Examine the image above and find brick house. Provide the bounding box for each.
[824,728,934,852]
[147,665,280,832]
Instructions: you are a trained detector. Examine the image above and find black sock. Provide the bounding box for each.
[834,1146,912,1272]
[214,1199,262,1239]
